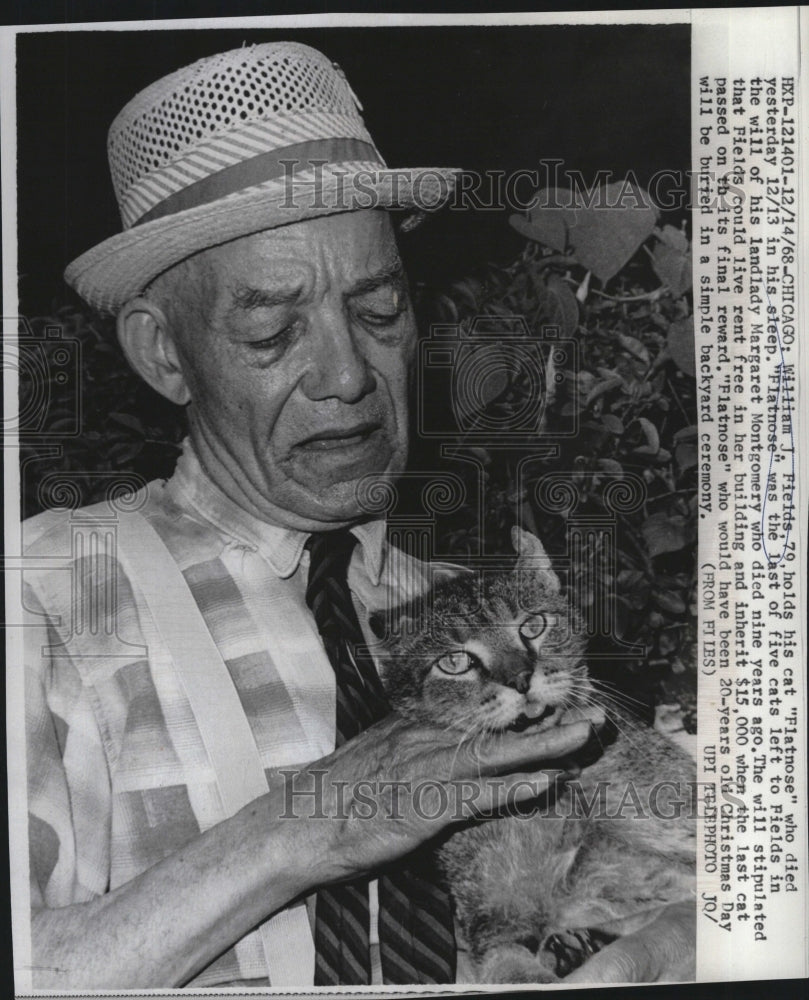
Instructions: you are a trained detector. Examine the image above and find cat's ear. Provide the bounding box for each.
[511,525,561,594]
[368,606,417,640]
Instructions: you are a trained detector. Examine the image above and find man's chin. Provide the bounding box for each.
[283,437,404,522]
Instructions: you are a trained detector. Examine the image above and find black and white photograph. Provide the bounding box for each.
[5,9,802,992]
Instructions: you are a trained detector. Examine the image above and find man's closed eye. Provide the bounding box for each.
[350,286,408,331]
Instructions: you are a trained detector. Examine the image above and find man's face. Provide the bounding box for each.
[168,210,415,528]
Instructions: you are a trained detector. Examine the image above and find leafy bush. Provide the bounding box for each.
[21,183,696,727]
[20,308,185,518]
[411,184,697,727]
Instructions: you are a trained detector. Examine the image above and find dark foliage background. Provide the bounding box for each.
[17,23,689,312]
[15,23,695,730]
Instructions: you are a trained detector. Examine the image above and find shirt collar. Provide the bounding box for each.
[348,518,386,586]
[164,439,386,584]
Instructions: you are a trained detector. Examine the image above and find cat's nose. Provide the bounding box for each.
[510,669,533,694]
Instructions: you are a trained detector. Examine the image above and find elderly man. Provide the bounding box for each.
[23,41,694,989]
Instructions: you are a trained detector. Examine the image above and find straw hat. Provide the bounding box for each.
[64,41,460,314]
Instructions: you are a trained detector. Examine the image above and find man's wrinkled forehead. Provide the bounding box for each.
[205,210,404,307]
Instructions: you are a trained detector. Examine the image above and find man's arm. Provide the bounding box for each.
[31,786,304,988]
[31,713,595,989]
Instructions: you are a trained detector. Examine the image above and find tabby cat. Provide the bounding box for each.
[371,526,696,983]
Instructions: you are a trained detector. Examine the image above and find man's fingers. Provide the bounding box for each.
[559,705,606,729]
[458,769,571,819]
[564,933,657,984]
[565,901,696,984]
[591,904,669,938]
[476,719,595,774]
[356,712,598,773]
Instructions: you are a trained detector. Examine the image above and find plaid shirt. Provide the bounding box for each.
[23,443,441,988]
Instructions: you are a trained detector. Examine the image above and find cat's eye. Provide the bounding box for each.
[434,650,477,675]
[519,613,548,641]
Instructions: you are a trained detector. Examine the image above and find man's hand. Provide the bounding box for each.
[565,901,696,983]
[266,712,600,886]
[30,712,599,989]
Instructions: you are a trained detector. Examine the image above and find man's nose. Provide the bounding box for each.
[301,309,375,403]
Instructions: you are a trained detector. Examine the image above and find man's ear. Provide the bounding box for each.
[116,297,191,405]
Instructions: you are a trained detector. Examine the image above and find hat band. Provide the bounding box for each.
[133,136,380,227]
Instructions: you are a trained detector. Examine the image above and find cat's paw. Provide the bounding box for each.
[479,945,560,984]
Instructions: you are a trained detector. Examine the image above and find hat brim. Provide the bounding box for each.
[64,164,461,314]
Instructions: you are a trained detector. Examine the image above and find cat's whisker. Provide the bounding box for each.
[452,715,480,755]
[589,692,636,728]
[590,678,649,712]
[576,682,647,726]
[561,692,615,758]
[474,724,495,781]
[593,698,649,744]
[591,675,641,694]
[568,689,648,758]
[594,688,647,717]
[448,714,490,781]
[572,686,631,725]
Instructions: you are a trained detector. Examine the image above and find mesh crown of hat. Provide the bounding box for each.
[108,42,365,208]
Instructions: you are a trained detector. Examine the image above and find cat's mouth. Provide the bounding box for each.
[508,702,563,733]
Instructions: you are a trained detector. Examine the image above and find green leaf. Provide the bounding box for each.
[541,274,580,336]
[638,417,660,452]
[626,588,650,610]
[601,414,625,435]
[633,446,672,464]
[675,442,698,470]
[451,279,483,312]
[435,294,459,323]
[641,512,690,557]
[585,375,623,406]
[597,458,624,477]
[618,333,650,364]
[510,181,658,282]
[651,227,692,297]
[49,416,79,432]
[659,628,680,656]
[652,589,687,615]
[655,224,689,252]
[109,440,144,465]
[110,412,145,435]
[673,425,698,443]
[617,569,646,589]
[667,317,696,377]
[510,212,565,252]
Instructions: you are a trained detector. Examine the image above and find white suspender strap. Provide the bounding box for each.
[115,511,315,986]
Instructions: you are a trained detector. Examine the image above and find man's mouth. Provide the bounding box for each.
[296,422,382,452]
